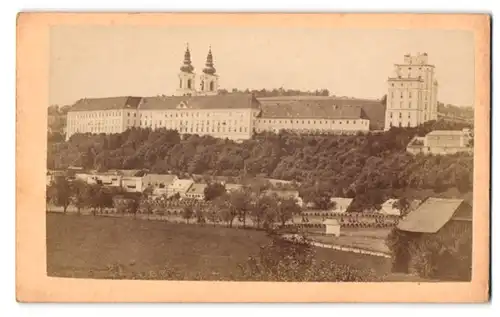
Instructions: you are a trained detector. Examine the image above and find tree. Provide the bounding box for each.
[140,197,154,220]
[276,196,302,226]
[229,189,253,228]
[71,179,91,214]
[182,205,194,224]
[238,234,377,281]
[206,206,220,227]
[195,208,206,225]
[204,183,226,201]
[129,197,140,218]
[47,177,72,213]
[392,197,411,217]
[214,194,237,228]
[87,183,105,215]
[250,194,277,229]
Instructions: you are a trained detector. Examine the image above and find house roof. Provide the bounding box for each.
[143,174,177,185]
[258,101,365,120]
[427,130,466,136]
[397,198,471,233]
[139,93,260,110]
[171,179,194,188]
[225,183,243,191]
[186,183,208,195]
[69,96,142,112]
[330,197,353,209]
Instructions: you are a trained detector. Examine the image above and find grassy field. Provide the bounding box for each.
[47,213,392,280]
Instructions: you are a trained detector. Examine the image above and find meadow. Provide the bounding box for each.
[47,213,392,280]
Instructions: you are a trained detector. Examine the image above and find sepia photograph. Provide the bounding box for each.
[16,13,490,302]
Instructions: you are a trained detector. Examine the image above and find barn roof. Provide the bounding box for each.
[397,198,472,233]
[69,96,142,112]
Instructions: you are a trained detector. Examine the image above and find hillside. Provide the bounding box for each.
[47,120,473,211]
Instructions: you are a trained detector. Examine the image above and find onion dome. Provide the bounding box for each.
[202,47,216,75]
[180,45,194,73]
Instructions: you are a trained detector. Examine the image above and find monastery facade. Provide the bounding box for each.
[66,46,373,141]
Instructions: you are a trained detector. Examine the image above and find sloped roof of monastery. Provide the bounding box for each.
[69,96,142,112]
[140,93,261,110]
[397,198,472,233]
[259,101,366,120]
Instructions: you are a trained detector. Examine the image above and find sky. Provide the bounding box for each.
[50,26,475,106]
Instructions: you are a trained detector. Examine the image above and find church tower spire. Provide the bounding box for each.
[202,46,216,75]
[180,44,194,73]
[199,45,219,96]
[175,43,197,96]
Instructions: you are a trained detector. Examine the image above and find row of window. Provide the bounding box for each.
[141,112,246,119]
[134,119,245,127]
[72,111,122,119]
[388,112,428,121]
[259,119,367,125]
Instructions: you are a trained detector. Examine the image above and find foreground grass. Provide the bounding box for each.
[47,213,391,280]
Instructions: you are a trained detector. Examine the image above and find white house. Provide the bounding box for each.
[121,176,144,193]
[184,183,208,200]
[168,179,194,198]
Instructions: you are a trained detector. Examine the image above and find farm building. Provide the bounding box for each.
[387,198,472,281]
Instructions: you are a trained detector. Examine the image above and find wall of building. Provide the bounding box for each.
[139,108,254,140]
[255,117,370,133]
[66,109,130,140]
[384,54,438,130]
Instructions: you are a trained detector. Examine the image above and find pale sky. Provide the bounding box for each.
[50,26,474,106]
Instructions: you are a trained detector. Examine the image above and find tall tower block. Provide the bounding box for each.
[199,46,219,96]
[384,53,438,130]
[175,44,197,96]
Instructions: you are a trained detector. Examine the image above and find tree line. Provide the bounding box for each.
[47,119,473,212]
[47,175,303,229]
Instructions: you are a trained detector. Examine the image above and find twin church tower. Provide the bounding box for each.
[175,45,219,97]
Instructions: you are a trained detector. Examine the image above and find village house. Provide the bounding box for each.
[391,198,472,280]
[121,176,144,193]
[168,179,194,198]
[184,183,208,200]
[379,198,422,216]
[407,128,473,155]
[142,174,178,196]
[329,197,353,213]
